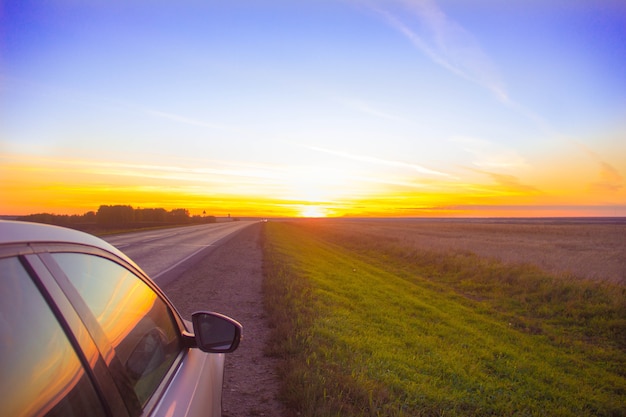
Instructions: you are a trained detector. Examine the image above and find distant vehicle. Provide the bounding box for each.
[0,220,242,417]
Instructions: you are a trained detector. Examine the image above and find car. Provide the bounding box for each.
[0,220,242,417]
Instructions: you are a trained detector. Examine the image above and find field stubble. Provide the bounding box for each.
[324,219,626,284]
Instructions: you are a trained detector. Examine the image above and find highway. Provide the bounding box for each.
[103,221,257,283]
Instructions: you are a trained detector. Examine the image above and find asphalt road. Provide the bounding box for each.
[102,221,258,284]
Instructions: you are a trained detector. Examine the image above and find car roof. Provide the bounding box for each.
[0,220,132,263]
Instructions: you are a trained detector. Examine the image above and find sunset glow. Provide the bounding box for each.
[300,206,330,218]
[1,2,625,218]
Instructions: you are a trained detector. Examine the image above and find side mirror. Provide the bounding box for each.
[191,312,242,353]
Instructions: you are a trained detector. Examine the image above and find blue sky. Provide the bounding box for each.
[1,0,625,217]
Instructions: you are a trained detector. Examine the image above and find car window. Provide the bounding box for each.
[52,253,183,407]
[0,257,107,417]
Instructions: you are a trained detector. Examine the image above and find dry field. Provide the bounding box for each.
[318,218,626,284]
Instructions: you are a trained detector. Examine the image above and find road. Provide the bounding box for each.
[102,221,257,283]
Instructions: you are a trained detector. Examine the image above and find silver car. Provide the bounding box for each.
[0,220,242,417]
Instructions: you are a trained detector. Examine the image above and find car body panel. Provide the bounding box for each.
[150,346,225,417]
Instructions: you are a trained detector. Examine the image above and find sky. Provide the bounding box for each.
[1,0,625,218]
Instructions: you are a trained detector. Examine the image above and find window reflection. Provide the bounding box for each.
[0,257,106,417]
[53,253,182,407]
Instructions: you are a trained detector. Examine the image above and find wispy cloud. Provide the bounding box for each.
[337,97,409,123]
[2,154,282,187]
[451,136,529,170]
[142,109,241,132]
[479,170,539,194]
[4,75,242,135]
[308,145,454,178]
[578,145,625,193]
[589,161,624,193]
[372,0,509,103]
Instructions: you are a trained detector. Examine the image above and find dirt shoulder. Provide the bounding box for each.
[162,222,287,417]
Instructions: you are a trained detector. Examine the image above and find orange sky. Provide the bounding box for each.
[2,133,625,218]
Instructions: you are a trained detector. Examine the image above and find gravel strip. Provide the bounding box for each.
[162,222,287,417]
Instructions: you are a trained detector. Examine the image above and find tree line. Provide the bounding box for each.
[18,205,217,231]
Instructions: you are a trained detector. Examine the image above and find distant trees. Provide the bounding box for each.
[168,208,190,224]
[18,205,217,231]
[97,205,134,227]
[134,208,168,223]
[16,212,93,228]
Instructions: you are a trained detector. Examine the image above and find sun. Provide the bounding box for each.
[299,206,328,218]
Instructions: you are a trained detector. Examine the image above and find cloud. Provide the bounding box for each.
[337,97,409,123]
[484,172,539,193]
[373,0,509,103]
[2,154,283,188]
[451,136,529,170]
[575,142,624,194]
[589,161,624,193]
[143,109,240,132]
[308,145,454,177]
[469,167,539,194]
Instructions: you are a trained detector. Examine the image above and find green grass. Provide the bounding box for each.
[262,221,626,417]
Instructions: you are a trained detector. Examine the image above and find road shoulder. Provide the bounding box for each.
[162,223,287,417]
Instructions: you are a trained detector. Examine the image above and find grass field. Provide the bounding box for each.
[262,219,626,416]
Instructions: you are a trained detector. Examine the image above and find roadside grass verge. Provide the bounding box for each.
[262,221,626,417]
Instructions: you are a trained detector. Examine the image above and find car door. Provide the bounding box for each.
[43,249,190,416]
[0,255,111,417]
